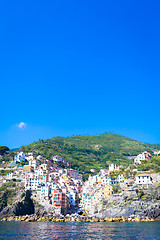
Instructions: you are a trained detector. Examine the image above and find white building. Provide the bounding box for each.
[109,163,121,172]
[153,150,160,156]
[14,152,25,163]
[39,184,50,205]
[40,164,48,171]
[52,155,63,162]
[150,173,160,184]
[117,174,124,182]
[35,168,44,176]
[109,163,116,172]
[25,172,48,190]
[6,172,15,180]
[106,177,117,185]
[134,151,152,165]
[29,159,39,169]
[99,169,109,176]
[25,153,34,161]
[135,174,153,185]
[134,153,146,165]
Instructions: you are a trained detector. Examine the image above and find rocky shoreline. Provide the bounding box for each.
[0,214,155,222]
[1,191,160,223]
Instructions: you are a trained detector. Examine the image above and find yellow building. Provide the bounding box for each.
[103,185,113,197]
[23,165,34,173]
[62,175,69,181]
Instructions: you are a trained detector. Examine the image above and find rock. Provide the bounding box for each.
[35,206,47,218]
[7,216,14,221]
[99,219,104,222]
[0,190,34,218]
[93,200,160,220]
[76,218,81,222]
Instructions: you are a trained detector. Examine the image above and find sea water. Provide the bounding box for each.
[0,221,160,240]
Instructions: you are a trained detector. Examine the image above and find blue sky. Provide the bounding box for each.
[0,0,160,148]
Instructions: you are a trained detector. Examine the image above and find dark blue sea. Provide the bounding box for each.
[0,221,160,239]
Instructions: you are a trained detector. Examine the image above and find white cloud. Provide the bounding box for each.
[17,122,27,129]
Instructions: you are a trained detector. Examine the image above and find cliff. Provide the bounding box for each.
[0,190,34,218]
[91,199,160,220]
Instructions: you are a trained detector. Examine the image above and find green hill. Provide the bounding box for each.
[19,133,160,179]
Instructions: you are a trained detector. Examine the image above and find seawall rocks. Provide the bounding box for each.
[0,215,155,222]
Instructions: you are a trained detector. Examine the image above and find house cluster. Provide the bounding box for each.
[9,152,72,168]
[24,154,82,214]
[80,164,124,213]
[0,167,25,187]
[5,152,82,214]
[80,150,160,213]
[134,151,152,165]
[52,155,71,167]
[1,148,160,215]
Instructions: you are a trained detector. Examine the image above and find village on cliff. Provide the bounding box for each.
[1,149,160,218]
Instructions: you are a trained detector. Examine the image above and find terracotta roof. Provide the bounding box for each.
[136,173,150,177]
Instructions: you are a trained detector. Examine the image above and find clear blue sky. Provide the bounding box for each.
[0,0,160,148]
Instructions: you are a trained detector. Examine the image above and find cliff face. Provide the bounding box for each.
[92,200,160,220]
[0,190,34,217]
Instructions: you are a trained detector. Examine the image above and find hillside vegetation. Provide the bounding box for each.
[19,133,160,178]
[0,146,9,155]
[0,182,18,212]
[140,156,160,172]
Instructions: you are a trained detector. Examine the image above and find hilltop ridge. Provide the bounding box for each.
[18,133,160,178]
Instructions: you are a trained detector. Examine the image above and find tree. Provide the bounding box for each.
[21,192,25,199]
[137,189,144,199]
[0,146,9,155]
[112,184,121,194]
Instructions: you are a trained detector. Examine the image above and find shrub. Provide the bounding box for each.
[20,192,25,199]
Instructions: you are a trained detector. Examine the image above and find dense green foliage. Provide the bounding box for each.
[0,146,9,156]
[0,170,12,176]
[112,184,122,194]
[137,189,144,199]
[0,151,14,165]
[20,192,25,199]
[140,156,160,172]
[19,133,160,176]
[0,182,17,211]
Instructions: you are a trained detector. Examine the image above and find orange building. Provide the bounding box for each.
[52,189,67,208]
[144,151,152,161]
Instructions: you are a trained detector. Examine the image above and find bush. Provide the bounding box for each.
[141,194,151,201]
[20,192,25,199]
[137,189,144,199]
[112,184,121,194]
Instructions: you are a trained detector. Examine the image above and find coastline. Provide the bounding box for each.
[0,215,155,223]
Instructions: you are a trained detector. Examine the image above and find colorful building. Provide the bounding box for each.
[103,185,113,197]
[52,189,67,208]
